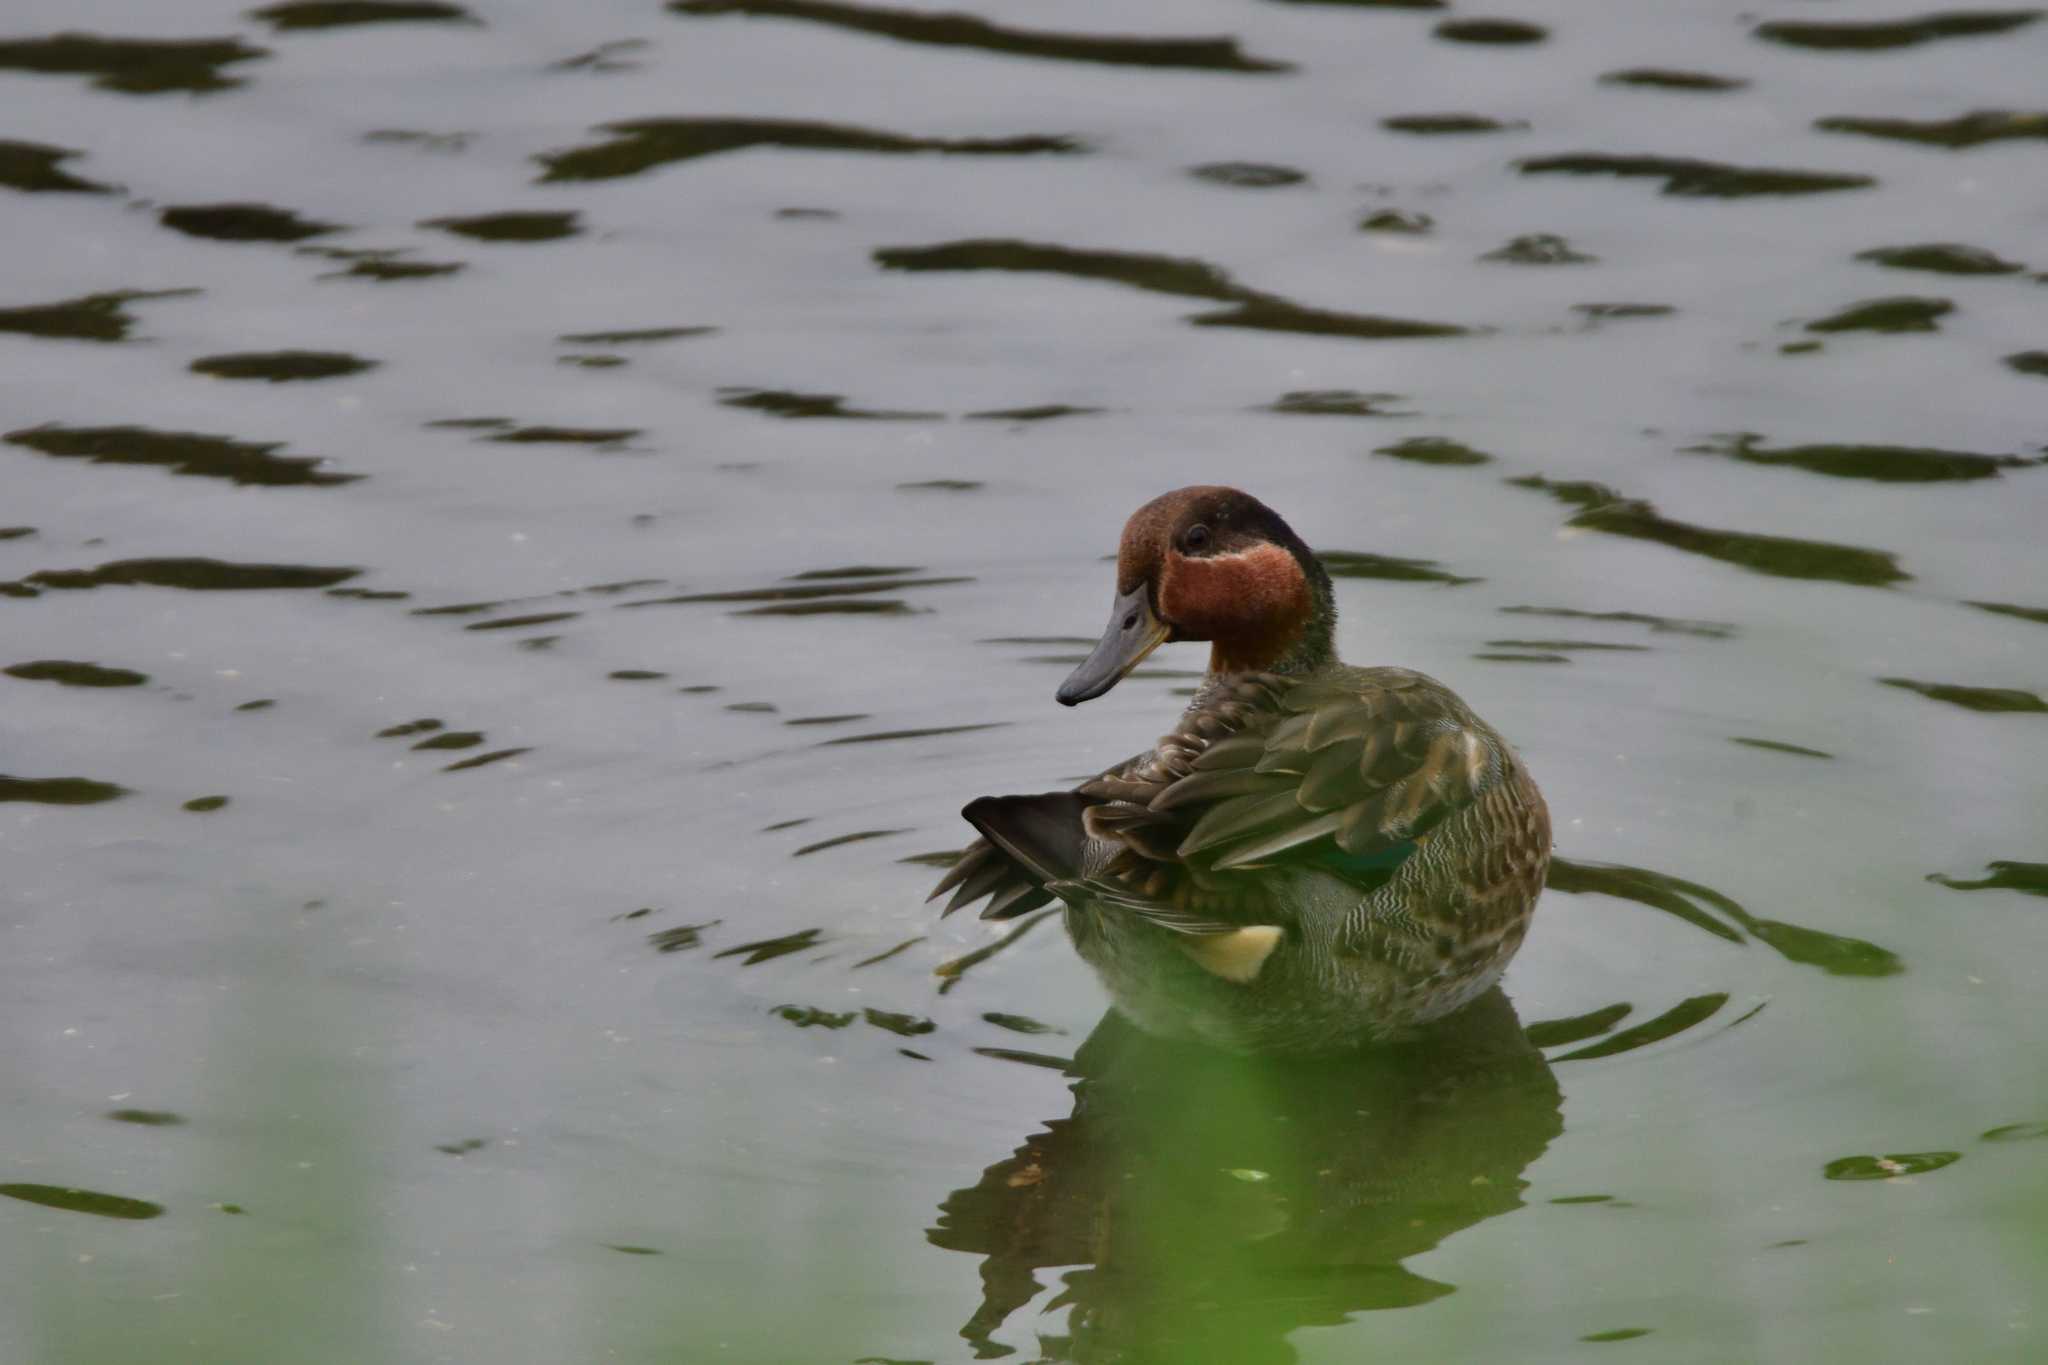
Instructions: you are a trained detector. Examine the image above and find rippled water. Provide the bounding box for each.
[2,1,2046,1361]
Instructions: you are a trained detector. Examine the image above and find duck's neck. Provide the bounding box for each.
[1205,558,1337,679]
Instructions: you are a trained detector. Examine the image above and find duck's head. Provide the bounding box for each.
[1058,485,1335,706]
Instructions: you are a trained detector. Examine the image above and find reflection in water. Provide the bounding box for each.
[0,33,268,95]
[1517,152,1873,198]
[537,118,1081,183]
[248,1,478,32]
[0,288,197,343]
[0,139,114,194]
[1817,110,2048,150]
[1754,12,2040,51]
[159,203,343,243]
[929,991,1560,1362]
[1684,433,2035,483]
[1856,242,2026,275]
[1803,295,1951,334]
[1509,475,1910,586]
[5,423,361,486]
[671,0,1292,72]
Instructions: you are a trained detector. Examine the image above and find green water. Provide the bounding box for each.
[1,1,2045,1361]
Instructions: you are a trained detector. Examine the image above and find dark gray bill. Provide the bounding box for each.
[1057,584,1171,706]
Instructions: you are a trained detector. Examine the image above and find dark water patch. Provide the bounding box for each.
[538,117,1081,183]
[1189,298,1470,340]
[1731,737,1833,759]
[0,775,128,805]
[1524,1002,1632,1048]
[249,2,479,32]
[1188,161,1305,188]
[971,1046,1073,1070]
[1344,201,1432,237]
[1265,390,1407,417]
[161,203,341,243]
[1550,1194,1616,1205]
[1508,476,1909,586]
[486,425,640,446]
[1804,296,1951,334]
[422,210,579,242]
[608,669,667,681]
[463,611,580,631]
[1780,340,1823,356]
[787,565,921,580]
[1683,433,2029,482]
[669,0,1291,72]
[719,388,942,421]
[649,920,718,953]
[773,1004,855,1028]
[1318,550,1479,585]
[623,575,967,608]
[1856,243,2024,276]
[362,129,473,153]
[0,1184,163,1220]
[1928,861,2048,896]
[1879,677,2047,713]
[1600,68,1746,93]
[785,713,868,727]
[425,417,513,431]
[1518,153,1873,198]
[235,699,275,711]
[376,718,442,737]
[1474,652,1567,663]
[411,599,506,615]
[558,325,715,345]
[877,238,1246,304]
[761,817,810,832]
[1818,110,2048,149]
[898,479,981,492]
[1583,1329,1653,1344]
[864,1008,936,1037]
[983,1012,1063,1036]
[1485,639,1649,652]
[413,730,484,749]
[5,424,358,488]
[1982,1121,2048,1141]
[183,795,230,812]
[552,39,649,73]
[738,598,913,616]
[5,660,148,687]
[22,558,361,592]
[855,936,924,969]
[0,289,196,344]
[560,354,625,368]
[773,206,838,220]
[435,1138,489,1156]
[677,685,720,694]
[1435,17,1547,44]
[1823,1152,1960,1181]
[2006,352,2048,378]
[1969,600,2048,626]
[1384,113,1525,135]
[965,403,1103,422]
[320,256,464,282]
[1573,303,1675,321]
[1756,11,2040,51]
[1481,233,1595,265]
[1375,436,1490,465]
[442,747,529,772]
[792,828,909,857]
[819,722,1007,746]
[714,927,826,965]
[729,700,779,711]
[0,528,32,540]
[1548,857,1903,976]
[191,350,377,382]
[105,1108,184,1126]
[0,34,269,95]
[0,140,113,194]
[1551,993,1727,1061]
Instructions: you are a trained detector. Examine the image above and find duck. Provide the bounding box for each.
[931,485,1550,1053]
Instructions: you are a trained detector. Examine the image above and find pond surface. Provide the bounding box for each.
[2,1,2046,1361]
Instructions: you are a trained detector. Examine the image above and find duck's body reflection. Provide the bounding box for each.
[929,988,1561,1363]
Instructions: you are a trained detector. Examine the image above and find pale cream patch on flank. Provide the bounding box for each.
[1179,924,1284,983]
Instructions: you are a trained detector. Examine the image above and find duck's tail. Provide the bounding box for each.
[928,792,1089,921]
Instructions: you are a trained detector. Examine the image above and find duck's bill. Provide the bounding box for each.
[1057,585,1170,706]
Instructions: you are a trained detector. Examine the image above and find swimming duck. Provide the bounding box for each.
[932,486,1549,1053]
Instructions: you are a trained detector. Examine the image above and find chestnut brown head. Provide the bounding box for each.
[1057,486,1335,705]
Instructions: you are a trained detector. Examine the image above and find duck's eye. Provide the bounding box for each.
[1183,524,1211,552]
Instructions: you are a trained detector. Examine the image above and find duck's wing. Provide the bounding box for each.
[1094,669,1509,888]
